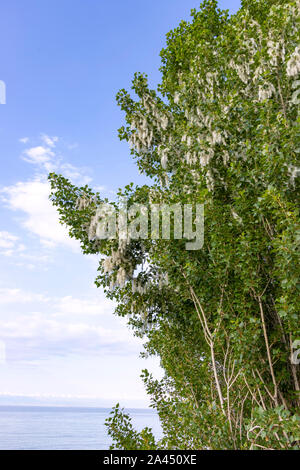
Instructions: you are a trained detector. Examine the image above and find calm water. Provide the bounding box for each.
[0,406,162,450]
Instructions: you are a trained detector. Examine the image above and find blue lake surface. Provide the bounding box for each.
[0,406,162,450]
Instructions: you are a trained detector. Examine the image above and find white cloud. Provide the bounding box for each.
[19,134,92,185]
[0,287,49,304]
[0,286,113,316]
[0,288,138,361]
[0,231,18,249]
[66,142,78,150]
[0,282,136,360]
[41,134,58,147]
[20,135,57,171]
[0,231,52,268]
[22,145,55,166]
[1,314,116,342]
[59,163,92,185]
[22,145,56,173]
[19,137,29,144]
[1,133,95,251]
[0,178,80,251]
[19,135,58,171]
[0,231,26,257]
[56,295,112,316]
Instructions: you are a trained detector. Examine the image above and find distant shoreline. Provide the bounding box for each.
[0,404,154,411]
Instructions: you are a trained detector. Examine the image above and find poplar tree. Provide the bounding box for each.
[49,0,300,449]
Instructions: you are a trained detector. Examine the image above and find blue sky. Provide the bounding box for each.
[0,0,241,408]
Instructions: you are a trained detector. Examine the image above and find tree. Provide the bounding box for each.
[49,0,300,449]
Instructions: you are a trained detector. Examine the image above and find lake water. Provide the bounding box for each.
[0,406,162,450]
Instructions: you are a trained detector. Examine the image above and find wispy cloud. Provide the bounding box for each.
[19,134,92,185]
[0,287,49,304]
[0,178,80,251]
[0,285,139,362]
[19,137,29,144]
[40,134,58,148]
[55,295,112,316]
[0,231,25,257]
[0,134,95,253]
[0,315,135,362]
[22,145,55,171]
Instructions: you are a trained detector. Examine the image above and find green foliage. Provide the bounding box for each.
[105,404,157,450]
[49,0,300,449]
